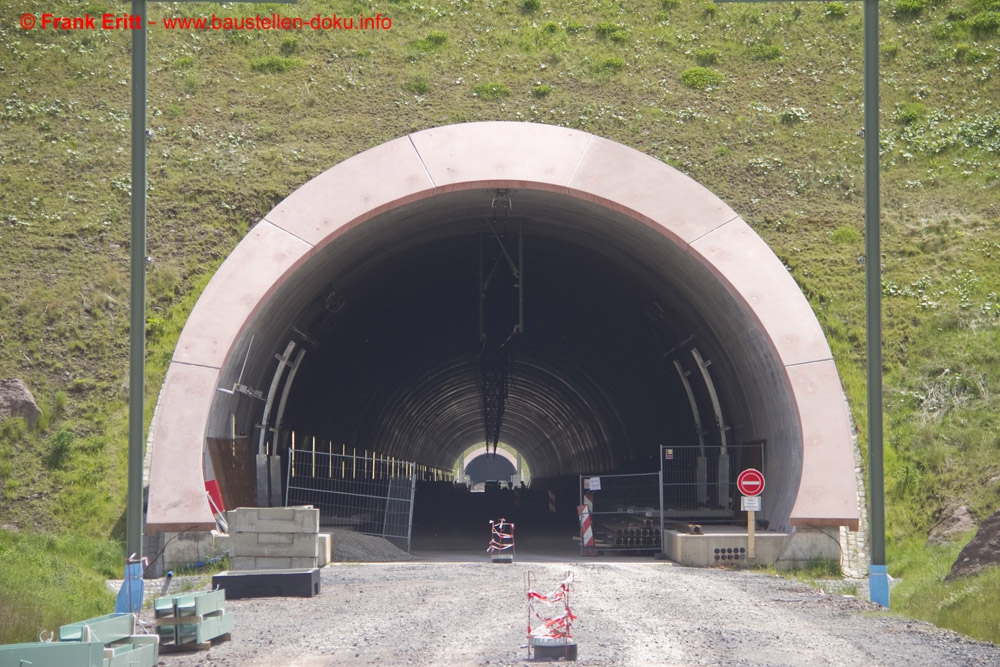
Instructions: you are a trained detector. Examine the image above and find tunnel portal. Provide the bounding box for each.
[146,122,859,564]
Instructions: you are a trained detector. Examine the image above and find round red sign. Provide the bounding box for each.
[737,468,765,497]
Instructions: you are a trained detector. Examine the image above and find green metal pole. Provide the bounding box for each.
[126,0,147,562]
[864,0,889,608]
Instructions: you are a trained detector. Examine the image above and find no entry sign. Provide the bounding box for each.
[737,469,765,497]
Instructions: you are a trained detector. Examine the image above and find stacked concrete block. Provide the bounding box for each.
[229,506,320,570]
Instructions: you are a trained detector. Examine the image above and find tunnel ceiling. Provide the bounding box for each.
[236,189,746,480]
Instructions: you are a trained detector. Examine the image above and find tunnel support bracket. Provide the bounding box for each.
[692,348,730,509]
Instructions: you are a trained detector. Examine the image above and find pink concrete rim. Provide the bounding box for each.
[146,121,859,534]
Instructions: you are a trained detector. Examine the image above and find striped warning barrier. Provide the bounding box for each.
[548,490,556,515]
[488,518,515,563]
[578,504,596,556]
[204,479,228,533]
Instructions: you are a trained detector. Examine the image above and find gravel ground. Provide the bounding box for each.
[141,536,1000,667]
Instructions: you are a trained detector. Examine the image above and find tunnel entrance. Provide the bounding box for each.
[146,122,859,568]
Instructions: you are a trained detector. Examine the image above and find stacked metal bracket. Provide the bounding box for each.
[0,613,158,667]
[154,589,234,651]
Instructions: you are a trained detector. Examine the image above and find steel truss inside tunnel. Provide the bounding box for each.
[146,122,859,542]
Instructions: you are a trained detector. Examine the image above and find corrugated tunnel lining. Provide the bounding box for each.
[210,188,793,490]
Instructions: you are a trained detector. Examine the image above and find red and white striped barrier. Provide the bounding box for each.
[526,570,576,639]
[488,518,515,562]
[526,570,578,660]
[205,479,228,533]
[578,503,595,556]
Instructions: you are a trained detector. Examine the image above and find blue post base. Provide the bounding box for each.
[870,564,890,608]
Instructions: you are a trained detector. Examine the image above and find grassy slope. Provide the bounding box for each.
[1,0,999,643]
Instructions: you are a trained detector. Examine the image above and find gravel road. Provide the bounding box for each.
[149,556,1000,667]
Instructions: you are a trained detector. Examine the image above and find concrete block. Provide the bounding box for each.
[252,556,293,570]
[230,532,318,559]
[229,532,260,557]
[269,534,318,558]
[256,506,299,522]
[293,507,320,533]
[212,530,231,557]
[230,556,257,571]
[257,532,296,545]
[228,508,258,534]
[255,535,318,559]
[229,506,319,534]
[318,533,332,567]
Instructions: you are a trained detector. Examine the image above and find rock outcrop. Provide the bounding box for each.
[929,504,977,545]
[0,378,41,429]
[947,507,1000,580]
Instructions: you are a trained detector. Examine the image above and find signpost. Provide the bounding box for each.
[737,469,765,559]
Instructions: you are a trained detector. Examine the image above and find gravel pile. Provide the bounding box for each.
[326,529,414,563]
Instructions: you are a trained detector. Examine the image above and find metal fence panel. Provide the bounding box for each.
[659,442,764,526]
[285,447,417,551]
[579,472,662,553]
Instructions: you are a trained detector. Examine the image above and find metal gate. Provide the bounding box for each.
[285,444,417,551]
[579,472,662,553]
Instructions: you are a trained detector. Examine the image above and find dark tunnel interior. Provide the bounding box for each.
[281,226,700,475]
[207,188,802,536]
[284,218,709,539]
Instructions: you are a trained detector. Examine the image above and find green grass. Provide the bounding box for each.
[0,532,118,644]
[681,66,725,88]
[890,538,1000,644]
[1,0,1000,646]
[473,82,513,100]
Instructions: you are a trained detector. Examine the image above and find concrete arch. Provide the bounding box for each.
[146,122,859,538]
